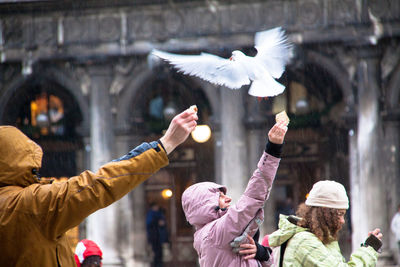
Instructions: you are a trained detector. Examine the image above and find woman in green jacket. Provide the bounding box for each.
[265,180,382,267]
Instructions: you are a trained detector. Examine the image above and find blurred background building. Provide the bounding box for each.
[0,0,399,266]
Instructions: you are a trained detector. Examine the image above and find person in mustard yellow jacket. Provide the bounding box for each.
[0,107,198,267]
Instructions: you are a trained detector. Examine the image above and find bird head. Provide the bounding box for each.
[229,50,245,61]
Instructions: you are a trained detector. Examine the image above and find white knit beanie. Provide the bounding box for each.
[305,180,349,209]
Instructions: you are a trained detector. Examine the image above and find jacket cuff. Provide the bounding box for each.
[254,243,271,262]
[157,139,167,153]
[265,140,283,158]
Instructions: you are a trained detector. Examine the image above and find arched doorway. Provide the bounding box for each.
[270,61,352,254]
[273,62,346,199]
[2,76,83,176]
[132,70,214,266]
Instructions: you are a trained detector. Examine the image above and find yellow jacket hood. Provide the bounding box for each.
[0,126,42,187]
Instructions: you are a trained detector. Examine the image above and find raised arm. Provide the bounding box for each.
[213,121,288,245]
[26,107,198,239]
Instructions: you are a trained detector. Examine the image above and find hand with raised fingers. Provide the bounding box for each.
[268,121,288,145]
[159,107,198,154]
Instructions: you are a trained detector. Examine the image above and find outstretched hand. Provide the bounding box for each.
[159,107,198,154]
[268,121,288,145]
[238,234,257,260]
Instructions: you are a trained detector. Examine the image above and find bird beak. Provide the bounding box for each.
[229,57,233,61]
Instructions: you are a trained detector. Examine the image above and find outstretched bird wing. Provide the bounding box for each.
[152,49,251,89]
[254,27,293,78]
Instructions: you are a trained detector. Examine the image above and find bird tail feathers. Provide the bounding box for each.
[248,76,285,97]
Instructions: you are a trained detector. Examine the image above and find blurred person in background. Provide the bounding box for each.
[146,202,168,267]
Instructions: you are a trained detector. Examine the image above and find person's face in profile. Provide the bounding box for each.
[219,191,232,210]
[337,209,347,230]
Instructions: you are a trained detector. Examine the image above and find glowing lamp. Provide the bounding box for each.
[161,189,173,199]
[191,125,211,143]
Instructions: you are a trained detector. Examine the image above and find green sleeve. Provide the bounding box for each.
[285,232,378,267]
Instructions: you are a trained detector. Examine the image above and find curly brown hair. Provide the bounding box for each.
[296,203,344,244]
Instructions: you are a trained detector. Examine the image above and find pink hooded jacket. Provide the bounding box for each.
[182,151,280,267]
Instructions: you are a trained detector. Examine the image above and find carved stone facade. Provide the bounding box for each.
[0,0,399,266]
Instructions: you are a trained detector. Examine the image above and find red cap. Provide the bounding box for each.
[74,239,103,267]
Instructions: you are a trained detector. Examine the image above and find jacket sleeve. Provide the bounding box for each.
[294,245,378,267]
[211,151,280,245]
[23,141,169,239]
[287,232,378,267]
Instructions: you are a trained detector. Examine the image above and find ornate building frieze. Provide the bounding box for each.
[0,0,399,62]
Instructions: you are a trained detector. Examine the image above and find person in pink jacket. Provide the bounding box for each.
[181,121,287,267]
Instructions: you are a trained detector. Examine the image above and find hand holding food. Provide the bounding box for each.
[159,106,198,154]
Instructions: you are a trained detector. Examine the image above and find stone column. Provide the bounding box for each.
[86,64,122,266]
[351,47,387,252]
[129,135,149,267]
[348,125,360,245]
[220,88,247,203]
[381,116,400,259]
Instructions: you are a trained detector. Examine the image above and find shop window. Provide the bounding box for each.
[17,92,66,139]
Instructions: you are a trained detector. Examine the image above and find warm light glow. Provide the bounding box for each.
[191,124,211,143]
[161,189,173,199]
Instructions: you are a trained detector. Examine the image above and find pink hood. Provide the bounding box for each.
[182,182,227,230]
[181,152,280,267]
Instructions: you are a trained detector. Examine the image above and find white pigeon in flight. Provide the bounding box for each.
[151,27,293,97]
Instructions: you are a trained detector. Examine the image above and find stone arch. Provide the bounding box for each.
[0,64,88,178]
[0,65,89,135]
[116,62,218,266]
[305,50,355,109]
[0,72,30,123]
[117,62,220,130]
[270,48,353,211]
